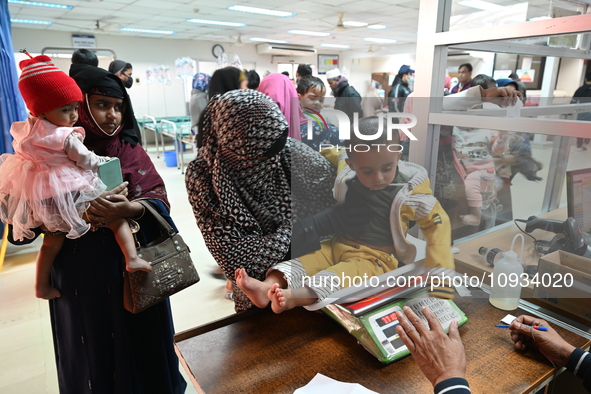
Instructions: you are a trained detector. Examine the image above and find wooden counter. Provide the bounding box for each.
[175,290,590,394]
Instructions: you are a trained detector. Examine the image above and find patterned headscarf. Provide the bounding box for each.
[186,90,293,311]
[192,72,211,93]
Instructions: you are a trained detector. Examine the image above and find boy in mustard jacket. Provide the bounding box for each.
[236,116,454,313]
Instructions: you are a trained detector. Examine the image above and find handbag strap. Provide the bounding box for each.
[138,200,175,236]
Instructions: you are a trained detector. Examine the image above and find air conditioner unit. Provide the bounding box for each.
[256,43,317,57]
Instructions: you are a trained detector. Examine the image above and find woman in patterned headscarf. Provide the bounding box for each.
[186,89,336,311]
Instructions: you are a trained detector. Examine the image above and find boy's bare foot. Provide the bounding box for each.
[126,257,152,273]
[268,283,291,314]
[235,268,271,308]
[36,284,61,300]
[460,214,481,226]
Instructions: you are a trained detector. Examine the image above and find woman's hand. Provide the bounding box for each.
[86,182,142,223]
[106,181,129,198]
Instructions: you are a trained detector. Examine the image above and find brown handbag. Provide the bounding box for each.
[123,200,199,313]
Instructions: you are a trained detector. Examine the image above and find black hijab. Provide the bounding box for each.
[69,63,139,146]
[208,66,244,98]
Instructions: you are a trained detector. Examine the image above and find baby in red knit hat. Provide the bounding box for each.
[0,55,151,300]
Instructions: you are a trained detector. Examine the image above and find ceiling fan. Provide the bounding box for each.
[317,12,381,32]
[229,33,244,46]
[51,18,118,33]
[368,44,384,53]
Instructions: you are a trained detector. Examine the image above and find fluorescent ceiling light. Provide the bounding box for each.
[10,18,52,24]
[367,24,387,30]
[250,38,289,43]
[343,21,368,27]
[120,27,176,35]
[187,19,246,27]
[528,16,551,21]
[8,0,72,9]
[228,5,294,17]
[363,37,397,43]
[320,44,350,49]
[458,0,503,11]
[287,30,330,37]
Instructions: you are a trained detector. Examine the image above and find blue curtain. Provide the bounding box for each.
[0,0,27,155]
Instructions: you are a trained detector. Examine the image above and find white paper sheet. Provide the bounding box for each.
[293,373,380,394]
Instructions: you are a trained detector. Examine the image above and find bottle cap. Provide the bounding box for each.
[478,246,486,255]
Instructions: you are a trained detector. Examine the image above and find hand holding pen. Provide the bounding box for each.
[496,324,547,331]
[508,315,576,368]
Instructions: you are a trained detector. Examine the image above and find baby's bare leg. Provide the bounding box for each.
[107,219,151,272]
[268,284,318,314]
[461,206,482,226]
[35,233,64,299]
[235,268,287,308]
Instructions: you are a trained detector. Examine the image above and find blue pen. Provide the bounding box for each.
[495,324,548,331]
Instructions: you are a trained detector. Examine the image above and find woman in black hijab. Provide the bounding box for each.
[50,63,185,394]
[208,66,247,98]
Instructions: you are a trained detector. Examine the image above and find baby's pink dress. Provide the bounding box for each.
[0,117,107,241]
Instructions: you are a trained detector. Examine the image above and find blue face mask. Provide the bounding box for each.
[408,76,415,84]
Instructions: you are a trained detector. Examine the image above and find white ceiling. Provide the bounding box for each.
[7,0,584,51]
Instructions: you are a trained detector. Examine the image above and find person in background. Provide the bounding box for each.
[296,64,313,82]
[71,48,98,67]
[325,67,363,123]
[189,72,211,134]
[109,60,133,89]
[282,71,290,78]
[363,80,384,117]
[208,66,247,98]
[571,69,591,151]
[397,309,591,394]
[388,65,414,113]
[444,75,452,95]
[451,63,472,93]
[107,59,142,145]
[258,73,306,141]
[496,78,519,91]
[508,72,527,100]
[471,74,496,90]
[297,76,341,151]
[246,69,260,90]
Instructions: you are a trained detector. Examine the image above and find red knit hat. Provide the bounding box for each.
[18,55,83,117]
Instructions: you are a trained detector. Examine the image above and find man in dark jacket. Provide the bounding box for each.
[571,69,591,150]
[388,64,414,112]
[326,68,362,122]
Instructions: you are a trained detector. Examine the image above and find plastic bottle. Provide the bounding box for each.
[489,234,525,311]
[478,246,504,266]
